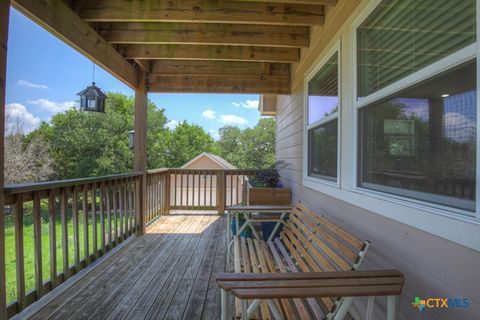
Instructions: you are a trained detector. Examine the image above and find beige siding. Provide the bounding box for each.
[276,0,480,318]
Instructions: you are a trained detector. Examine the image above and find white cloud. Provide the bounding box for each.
[220,114,248,125]
[233,99,259,109]
[202,109,216,119]
[16,80,50,90]
[165,119,179,130]
[6,103,41,133]
[28,98,76,113]
[208,129,220,141]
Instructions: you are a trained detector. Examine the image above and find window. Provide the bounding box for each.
[307,53,339,181]
[357,0,476,98]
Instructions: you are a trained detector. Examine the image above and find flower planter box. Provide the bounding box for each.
[248,187,291,205]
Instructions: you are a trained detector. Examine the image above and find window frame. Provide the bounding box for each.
[303,42,341,188]
[299,0,480,252]
[351,0,479,218]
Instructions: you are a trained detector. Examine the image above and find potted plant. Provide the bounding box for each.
[248,163,291,206]
[248,163,291,239]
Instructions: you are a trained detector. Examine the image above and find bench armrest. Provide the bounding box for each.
[216,270,404,300]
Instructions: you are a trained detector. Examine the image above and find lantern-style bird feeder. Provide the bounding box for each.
[77,82,107,113]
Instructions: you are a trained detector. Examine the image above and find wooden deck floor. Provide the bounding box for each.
[25,214,228,320]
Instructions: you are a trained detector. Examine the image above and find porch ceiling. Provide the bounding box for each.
[11,0,338,94]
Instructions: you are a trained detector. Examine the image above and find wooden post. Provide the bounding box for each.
[0,2,10,319]
[164,171,171,214]
[217,171,226,214]
[134,70,147,235]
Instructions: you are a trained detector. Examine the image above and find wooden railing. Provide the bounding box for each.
[146,169,259,214]
[1,168,260,319]
[2,172,142,318]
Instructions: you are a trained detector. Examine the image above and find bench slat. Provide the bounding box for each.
[218,277,404,290]
[268,240,313,319]
[296,203,364,249]
[216,269,404,281]
[286,216,350,271]
[275,238,326,318]
[247,238,272,320]
[291,208,358,262]
[231,284,403,300]
[254,239,296,320]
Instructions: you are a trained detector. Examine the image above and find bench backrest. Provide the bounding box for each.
[272,202,371,318]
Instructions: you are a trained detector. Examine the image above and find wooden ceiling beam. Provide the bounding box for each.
[148,60,290,94]
[150,60,289,76]
[148,74,290,94]
[99,22,309,48]
[121,44,299,63]
[12,0,138,89]
[237,0,336,4]
[78,0,325,26]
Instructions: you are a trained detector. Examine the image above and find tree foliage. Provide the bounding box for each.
[5,121,54,184]
[161,121,216,167]
[27,92,168,179]
[217,118,276,169]
[19,93,276,181]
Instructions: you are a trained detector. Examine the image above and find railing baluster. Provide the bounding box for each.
[174,173,177,207]
[100,182,106,255]
[119,180,124,240]
[91,183,97,260]
[33,192,43,298]
[60,188,69,278]
[123,180,128,236]
[186,172,189,209]
[230,174,233,206]
[197,172,200,208]
[113,182,118,245]
[180,172,184,209]
[48,191,57,288]
[106,181,112,249]
[82,185,89,265]
[210,173,213,207]
[14,195,25,310]
[72,187,80,271]
[203,173,207,208]
[128,179,133,233]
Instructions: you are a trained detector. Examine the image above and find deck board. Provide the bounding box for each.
[25,214,228,320]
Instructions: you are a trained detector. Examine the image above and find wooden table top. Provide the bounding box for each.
[225,205,293,212]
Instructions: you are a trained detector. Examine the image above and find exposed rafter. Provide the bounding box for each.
[12,0,138,89]
[121,44,299,63]
[237,0,336,4]
[98,22,310,48]
[78,0,325,26]
[148,60,290,94]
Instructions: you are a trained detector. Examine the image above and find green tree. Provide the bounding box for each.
[27,92,168,179]
[162,121,216,167]
[216,118,276,169]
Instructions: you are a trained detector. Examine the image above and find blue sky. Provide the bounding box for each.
[5,8,262,139]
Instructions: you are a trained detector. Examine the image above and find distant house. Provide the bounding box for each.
[171,153,245,208]
[181,152,236,170]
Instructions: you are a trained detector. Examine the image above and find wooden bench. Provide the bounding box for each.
[217,202,404,320]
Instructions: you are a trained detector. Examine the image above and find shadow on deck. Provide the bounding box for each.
[23,214,228,320]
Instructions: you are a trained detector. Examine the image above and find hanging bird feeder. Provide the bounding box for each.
[77,64,107,113]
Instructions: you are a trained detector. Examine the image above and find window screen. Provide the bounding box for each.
[359,60,476,211]
[307,53,339,181]
[357,0,476,98]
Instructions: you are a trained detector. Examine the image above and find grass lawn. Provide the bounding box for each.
[4,200,131,304]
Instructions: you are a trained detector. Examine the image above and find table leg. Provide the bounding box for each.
[267,211,287,242]
[387,296,397,320]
